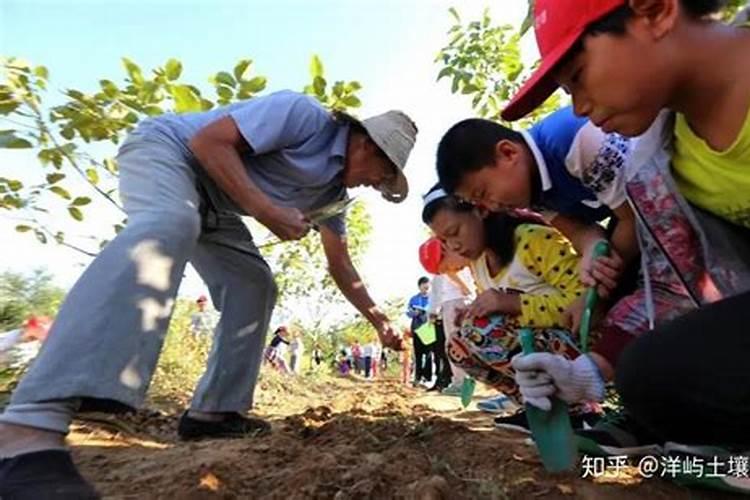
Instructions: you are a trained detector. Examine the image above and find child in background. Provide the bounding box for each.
[504,0,750,484]
[419,235,473,393]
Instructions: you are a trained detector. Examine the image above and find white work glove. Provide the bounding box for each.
[511,353,605,411]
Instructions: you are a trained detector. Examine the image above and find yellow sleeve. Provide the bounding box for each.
[516,225,585,328]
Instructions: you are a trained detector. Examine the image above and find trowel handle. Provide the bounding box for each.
[520,328,535,355]
[580,240,610,352]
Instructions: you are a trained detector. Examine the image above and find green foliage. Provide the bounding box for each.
[438,1,749,127]
[0,54,370,315]
[149,299,212,407]
[0,268,65,331]
[435,7,560,129]
[302,54,362,111]
[722,0,749,22]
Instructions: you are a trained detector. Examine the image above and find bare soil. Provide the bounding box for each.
[69,373,733,499]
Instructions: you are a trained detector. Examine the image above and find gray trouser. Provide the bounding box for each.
[3,132,277,424]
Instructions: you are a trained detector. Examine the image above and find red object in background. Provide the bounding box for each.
[23,315,52,342]
[419,237,443,274]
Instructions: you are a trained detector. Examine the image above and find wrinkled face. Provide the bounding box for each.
[428,206,486,260]
[555,29,672,137]
[453,141,534,212]
[343,134,399,189]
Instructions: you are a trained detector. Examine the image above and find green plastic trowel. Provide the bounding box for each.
[519,328,577,472]
[579,240,610,352]
[460,376,476,408]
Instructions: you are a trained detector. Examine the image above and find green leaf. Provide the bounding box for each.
[462,83,480,95]
[33,65,49,80]
[243,76,267,93]
[0,130,32,149]
[448,6,461,23]
[436,67,453,81]
[170,84,202,113]
[310,54,324,79]
[68,206,84,221]
[313,76,326,96]
[216,86,233,100]
[49,185,71,200]
[15,224,32,233]
[0,99,20,115]
[60,127,75,140]
[34,230,48,244]
[214,71,236,88]
[165,59,183,81]
[122,57,144,84]
[72,196,92,206]
[342,95,361,108]
[233,59,253,81]
[520,0,535,36]
[86,168,99,184]
[104,158,118,174]
[144,105,163,116]
[7,179,23,191]
[100,79,119,98]
[46,173,66,184]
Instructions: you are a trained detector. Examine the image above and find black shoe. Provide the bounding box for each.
[178,412,271,440]
[495,410,602,436]
[576,410,663,457]
[494,411,532,434]
[0,450,99,499]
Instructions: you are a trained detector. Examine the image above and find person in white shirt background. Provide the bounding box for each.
[418,236,473,393]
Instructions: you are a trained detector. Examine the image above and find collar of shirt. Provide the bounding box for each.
[521,129,552,192]
[329,123,350,165]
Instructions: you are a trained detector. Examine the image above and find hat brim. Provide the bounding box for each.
[378,167,409,203]
[501,29,581,122]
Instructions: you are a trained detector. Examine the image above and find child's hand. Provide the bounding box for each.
[465,289,516,319]
[580,241,624,298]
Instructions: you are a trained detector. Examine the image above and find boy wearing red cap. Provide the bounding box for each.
[506,0,750,485]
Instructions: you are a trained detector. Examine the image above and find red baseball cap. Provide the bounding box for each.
[419,237,443,275]
[502,0,626,121]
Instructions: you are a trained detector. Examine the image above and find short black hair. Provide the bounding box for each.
[418,276,430,286]
[586,1,725,35]
[436,119,525,194]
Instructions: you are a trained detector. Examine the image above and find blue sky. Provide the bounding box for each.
[0,0,530,325]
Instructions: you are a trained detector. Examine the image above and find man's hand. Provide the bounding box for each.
[259,205,310,241]
[511,353,605,411]
[580,240,624,298]
[372,316,403,350]
[464,289,520,319]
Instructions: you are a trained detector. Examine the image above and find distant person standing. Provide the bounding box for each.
[189,295,214,338]
[371,343,380,378]
[406,277,431,384]
[363,342,374,378]
[351,341,363,375]
[288,334,303,374]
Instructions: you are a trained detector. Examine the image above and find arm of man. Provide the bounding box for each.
[189,116,308,241]
[320,225,400,349]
